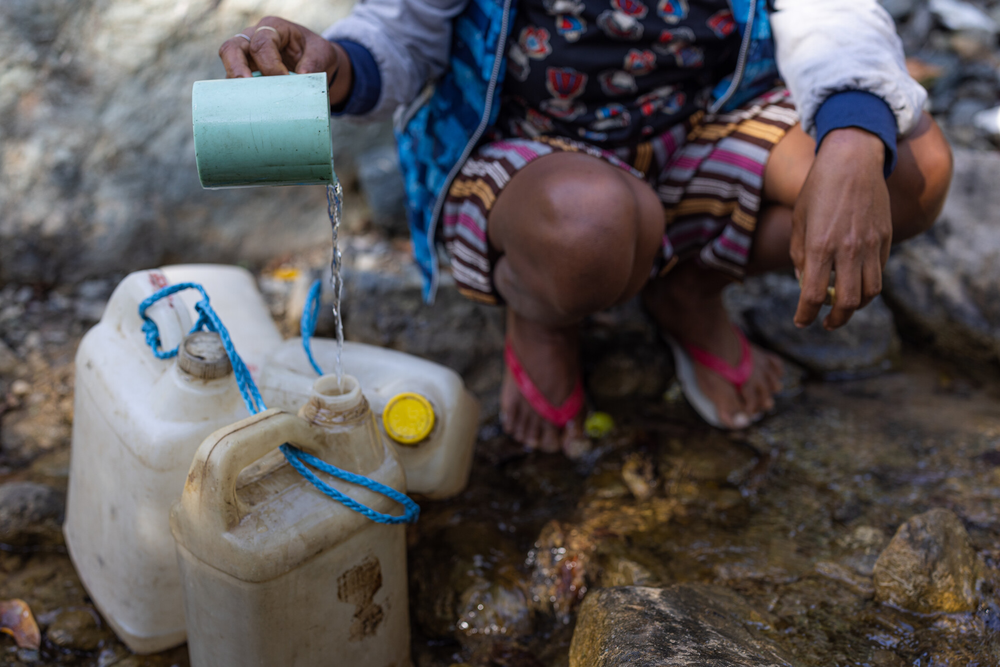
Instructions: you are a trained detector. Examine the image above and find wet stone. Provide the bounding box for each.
[0,482,65,549]
[872,508,987,614]
[43,608,110,652]
[725,274,899,379]
[568,584,797,667]
[882,149,1000,363]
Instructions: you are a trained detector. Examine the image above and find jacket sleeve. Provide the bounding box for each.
[770,0,927,137]
[323,0,470,121]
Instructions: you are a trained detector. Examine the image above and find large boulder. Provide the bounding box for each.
[872,508,988,614]
[0,0,394,286]
[569,584,797,667]
[882,149,1000,362]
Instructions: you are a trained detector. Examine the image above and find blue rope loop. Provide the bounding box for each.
[138,282,418,525]
[300,279,324,375]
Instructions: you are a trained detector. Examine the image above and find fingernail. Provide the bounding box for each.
[732,413,751,429]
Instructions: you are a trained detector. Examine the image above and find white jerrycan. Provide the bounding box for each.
[258,338,480,499]
[170,375,411,667]
[158,263,283,381]
[64,269,252,653]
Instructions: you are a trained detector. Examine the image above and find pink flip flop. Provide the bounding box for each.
[504,340,585,429]
[662,326,758,430]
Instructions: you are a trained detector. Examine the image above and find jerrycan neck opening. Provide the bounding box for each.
[312,374,361,409]
[301,374,370,428]
[177,331,233,381]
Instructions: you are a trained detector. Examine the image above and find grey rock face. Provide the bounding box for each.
[0,481,65,548]
[0,0,391,285]
[725,274,899,379]
[873,508,987,614]
[883,149,1000,362]
[569,584,797,667]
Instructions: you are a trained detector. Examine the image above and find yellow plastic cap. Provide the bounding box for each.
[382,392,435,445]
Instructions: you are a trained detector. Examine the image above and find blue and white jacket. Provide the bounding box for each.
[324,0,927,302]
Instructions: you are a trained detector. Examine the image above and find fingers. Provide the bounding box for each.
[219,29,254,78]
[249,19,292,76]
[794,253,833,329]
[860,257,883,310]
[823,259,862,330]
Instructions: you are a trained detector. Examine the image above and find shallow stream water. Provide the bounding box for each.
[2,347,1000,666]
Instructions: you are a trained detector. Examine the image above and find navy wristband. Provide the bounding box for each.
[330,40,381,116]
[814,91,898,178]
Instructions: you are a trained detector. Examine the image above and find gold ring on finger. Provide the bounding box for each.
[254,26,279,35]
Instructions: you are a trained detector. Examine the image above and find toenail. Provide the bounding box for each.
[732,412,750,429]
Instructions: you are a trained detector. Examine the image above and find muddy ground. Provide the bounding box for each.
[2,275,1000,666]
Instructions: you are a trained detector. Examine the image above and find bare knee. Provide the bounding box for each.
[497,155,645,320]
[891,113,954,240]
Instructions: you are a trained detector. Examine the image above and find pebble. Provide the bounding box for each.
[929,0,999,33]
[45,608,110,652]
[10,380,30,397]
[0,482,65,548]
[872,508,986,614]
[973,105,1000,138]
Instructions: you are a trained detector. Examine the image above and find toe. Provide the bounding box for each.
[524,415,544,450]
[539,422,561,453]
[716,389,750,430]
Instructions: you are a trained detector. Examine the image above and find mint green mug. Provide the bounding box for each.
[192,72,334,188]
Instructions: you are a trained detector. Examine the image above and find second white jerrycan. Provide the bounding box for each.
[170,374,411,667]
[64,270,250,653]
[258,339,480,499]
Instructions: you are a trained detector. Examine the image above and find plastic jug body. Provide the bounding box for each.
[171,379,411,667]
[258,338,480,499]
[64,269,252,653]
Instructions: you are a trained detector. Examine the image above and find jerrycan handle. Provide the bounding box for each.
[182,408,323,531]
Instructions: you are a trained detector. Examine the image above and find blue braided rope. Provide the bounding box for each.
[138,282,418,525]
[280,445,419,524]
[300,279,324,375]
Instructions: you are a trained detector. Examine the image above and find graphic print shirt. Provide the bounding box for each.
[499,0,741,148]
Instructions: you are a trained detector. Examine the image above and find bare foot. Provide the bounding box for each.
[500,309,588,455]
[643,268,785,429]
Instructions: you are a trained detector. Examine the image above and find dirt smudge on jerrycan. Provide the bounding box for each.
[339,556,385,641]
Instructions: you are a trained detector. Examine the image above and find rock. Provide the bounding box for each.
[337,266,505,410]
[44,608,110,652]
[878,0,916,20]
[928,0,999,33]
[456,579,533,641]
[568,584,797,667]
[973,106,1000,139]
[882,150,1000,362]
[872,508,987,614]
[0,0,388,286]
[356,144,408,235]
[0,481,65,548]
[725,274,899,379]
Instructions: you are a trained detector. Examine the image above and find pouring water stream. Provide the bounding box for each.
[327,179,345,389]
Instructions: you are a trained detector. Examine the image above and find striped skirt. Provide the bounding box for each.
[441,87,799,305]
